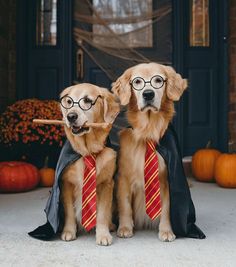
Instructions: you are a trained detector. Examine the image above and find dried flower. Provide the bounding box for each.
[0,99,65,147]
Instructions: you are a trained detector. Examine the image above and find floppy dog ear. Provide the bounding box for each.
[165,66,188,101]
[112,68,132,106]
[102,92,120,123]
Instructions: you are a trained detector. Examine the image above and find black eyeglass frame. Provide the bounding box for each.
[60,95,102,111]
[129,75,167,91]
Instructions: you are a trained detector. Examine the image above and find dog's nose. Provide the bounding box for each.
[67,112,78,123]
[142,90,155,101]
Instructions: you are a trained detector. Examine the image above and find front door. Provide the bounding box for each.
[181,0,228,155]
[73,0,173,147]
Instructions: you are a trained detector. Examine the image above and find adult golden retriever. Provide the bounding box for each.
[60,83,119,246]
[112,62,187,241]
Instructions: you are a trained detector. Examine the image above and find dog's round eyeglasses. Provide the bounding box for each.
[60,95,101,111]
[130,75,167,91]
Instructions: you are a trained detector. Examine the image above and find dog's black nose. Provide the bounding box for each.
[67,112,78,123]
[142,90,155,101]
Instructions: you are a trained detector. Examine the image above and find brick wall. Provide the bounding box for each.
[0,0,16,114]
[229,0,236,147]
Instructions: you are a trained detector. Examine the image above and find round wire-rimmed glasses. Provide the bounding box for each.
[130,75,167,91]
[60,95,101,111]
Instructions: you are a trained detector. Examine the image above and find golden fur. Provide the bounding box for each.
[112,62,187,241]
[60,83,119,246]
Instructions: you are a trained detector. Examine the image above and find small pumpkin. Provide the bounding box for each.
[0,161,40,192]
[192,148,221,182]
[214,154,236,188]
[39,156,55,187]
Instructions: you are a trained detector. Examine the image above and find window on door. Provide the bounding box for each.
[36,0,58,46]
[92,0,153,48]
[189,0,209,47]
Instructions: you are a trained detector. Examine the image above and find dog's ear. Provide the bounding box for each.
[112,68,132,105]
[165,66,188,101]
[102,91,120,123]
[60,85,74,99]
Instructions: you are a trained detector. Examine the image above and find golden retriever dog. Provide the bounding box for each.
[59,83,119,246]
[112,62,187,241]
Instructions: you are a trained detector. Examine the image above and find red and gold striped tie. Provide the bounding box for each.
[144,140,162,220]
[81,154,96,231]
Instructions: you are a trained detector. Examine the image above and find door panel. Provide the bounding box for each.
[182,0,227,155]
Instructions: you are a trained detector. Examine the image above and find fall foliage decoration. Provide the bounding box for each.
[192,148,221,182]
[214,154,236,188]
[0,161,40,192]
[0,99,65,147]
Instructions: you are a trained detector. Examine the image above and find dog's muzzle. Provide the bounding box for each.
[141,89,159,112]
[67,112,89,135]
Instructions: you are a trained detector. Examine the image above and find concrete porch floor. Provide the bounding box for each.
[0,178,236,267]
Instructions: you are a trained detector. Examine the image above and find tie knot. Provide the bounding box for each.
[83,154,96,168]
[147,140,157,151]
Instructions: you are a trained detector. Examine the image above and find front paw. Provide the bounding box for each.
[96,232,113,246]
[117,226,133,238]
[61,230,76,241]
[158,230,176,242]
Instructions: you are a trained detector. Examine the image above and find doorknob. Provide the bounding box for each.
[76,48,84,80]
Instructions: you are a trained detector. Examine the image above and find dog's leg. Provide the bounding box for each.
[158,171,176,242]
[96,178,114,246]
[117,176,134,238]
[61,181,77,241]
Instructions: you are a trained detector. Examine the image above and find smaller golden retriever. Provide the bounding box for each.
[60,83,119,245]
[112,63,187,241]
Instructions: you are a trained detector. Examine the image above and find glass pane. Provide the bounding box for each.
[36,0,57,46]
[92,0,153,48]
[189,0,209,47]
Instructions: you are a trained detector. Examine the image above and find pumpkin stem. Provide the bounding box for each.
[44,156,49,168]
[206,141,211,148]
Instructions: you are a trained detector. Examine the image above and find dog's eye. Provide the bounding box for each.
[84,97,92,104]
[67,99,72,105]
[153,77,163,84]
[135,79,141,84]
[151,76,165,89]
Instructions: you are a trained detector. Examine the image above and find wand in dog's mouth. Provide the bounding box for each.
[71,125,89,135]
[33,119,110,129]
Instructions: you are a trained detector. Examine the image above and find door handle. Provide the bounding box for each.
[76,48,84,80]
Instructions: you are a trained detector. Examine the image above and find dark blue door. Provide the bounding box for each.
[181,0,228,155]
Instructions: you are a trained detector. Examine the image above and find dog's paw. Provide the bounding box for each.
[158,230,176,242]
[96,232,113,246]
[117,226,133,238]
[61,230,76,241]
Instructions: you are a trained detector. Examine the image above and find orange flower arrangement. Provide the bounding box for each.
[0,99,65,147]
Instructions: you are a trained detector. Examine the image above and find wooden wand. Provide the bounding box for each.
[33,119,110,129]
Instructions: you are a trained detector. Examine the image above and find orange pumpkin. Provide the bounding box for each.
[0,161,40,192]
[39,168,55,187]
[192,149,221,182]
[214,154,236,188]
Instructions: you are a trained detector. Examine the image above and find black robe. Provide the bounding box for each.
[28,125,205,240]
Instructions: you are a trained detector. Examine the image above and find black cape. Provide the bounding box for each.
[28,125,205,240]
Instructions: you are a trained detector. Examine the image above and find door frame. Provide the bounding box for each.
[173,0,228,154]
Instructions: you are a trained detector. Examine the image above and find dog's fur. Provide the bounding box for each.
[60,83,119,246]
[112,63,187,241]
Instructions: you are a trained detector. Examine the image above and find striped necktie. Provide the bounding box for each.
[144,140,162,220]
[81,154,96,231]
